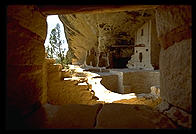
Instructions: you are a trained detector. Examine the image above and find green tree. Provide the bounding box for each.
[47,23,67,68]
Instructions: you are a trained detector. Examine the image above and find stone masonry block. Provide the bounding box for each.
[7,65,44,116]
[160,39,192,113]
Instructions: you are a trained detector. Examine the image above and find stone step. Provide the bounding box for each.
[45,58,56,65]
[79,91,94,100]
[48,64,62,73]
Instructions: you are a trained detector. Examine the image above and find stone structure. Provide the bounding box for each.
[155,5,192,128]
[59,9,155,67]
[6,5,191,128]
[127,18,160,70]
[110,69,160,94]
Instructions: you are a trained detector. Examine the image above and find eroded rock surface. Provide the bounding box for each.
[59,9,155,66]
[95,103,176,128]
[24,103,102,128]
[24,103,177,129]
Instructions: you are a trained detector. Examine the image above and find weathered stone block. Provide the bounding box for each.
[47,64,62,73]
[155,6,192,49]
[150,85,160,98]
[7,23,45,65]
[100,74,118,92]
[155,5,191,38]
[164,106,192,128]
[24,103,102,128]
[123,70,160,93]
[47,80,95,105]
[7,65,44,115]
[45,58,56,65]
[160,39,192,113]
[95,103,176,128]
[40,61,48,104]
[48,72,62,82]
[7,5,47,40]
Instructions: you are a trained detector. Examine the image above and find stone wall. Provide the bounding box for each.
[109,69,160,94]
[127,15,160,70]
[155,5,192,128]
[46,61,98,105]
[7,5,47,118]
[123,70,160,94]
[150,17,161,69]
[127,20,154,70]
[100,74,119,92]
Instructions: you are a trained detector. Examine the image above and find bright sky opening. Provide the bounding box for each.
[44,15,68,55]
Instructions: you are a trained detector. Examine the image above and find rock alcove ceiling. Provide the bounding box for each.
[59,9,155,66]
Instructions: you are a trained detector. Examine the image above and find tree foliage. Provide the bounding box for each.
[46,23,67,68]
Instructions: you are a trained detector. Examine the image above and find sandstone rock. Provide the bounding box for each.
[155,5,191,38]
[47,75,98,105]
[7,65,44,116]
[61,69,72,78]
[164,106,192,128]
[24,103,102,128]
[7,5,47,118]
[38,5,158,15]
[7,23,45,65]
[123,70,160,94]
[95,103,176,128]
[113,96,162,108]
[160,39,192,113]
[47,64,62,73]
[99,73,119,93]
[155,100,170,113]
[59,9,155,65]
[7,5,47,40]
[155,6,192,49]
[150,86,160,98]
[45,58,56,65]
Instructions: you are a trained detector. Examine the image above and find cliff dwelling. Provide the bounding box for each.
[6,5,192,129]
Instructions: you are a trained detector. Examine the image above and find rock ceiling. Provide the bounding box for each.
[59,9,155,63]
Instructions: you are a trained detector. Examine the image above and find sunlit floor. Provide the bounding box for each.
[64,65,161,107]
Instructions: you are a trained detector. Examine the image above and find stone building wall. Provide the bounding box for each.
[110,69,160,94]
[150,17,161,69]
[123,70,160,94]
[7,5,47,118]
[127,17,160,70]
[155,5,192,128]
[134,20,153,70]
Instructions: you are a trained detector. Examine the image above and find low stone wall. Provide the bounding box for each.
[46,62,98,105]
[99,73,119,93]
[123,70,160,94]
[110,69,160,94]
